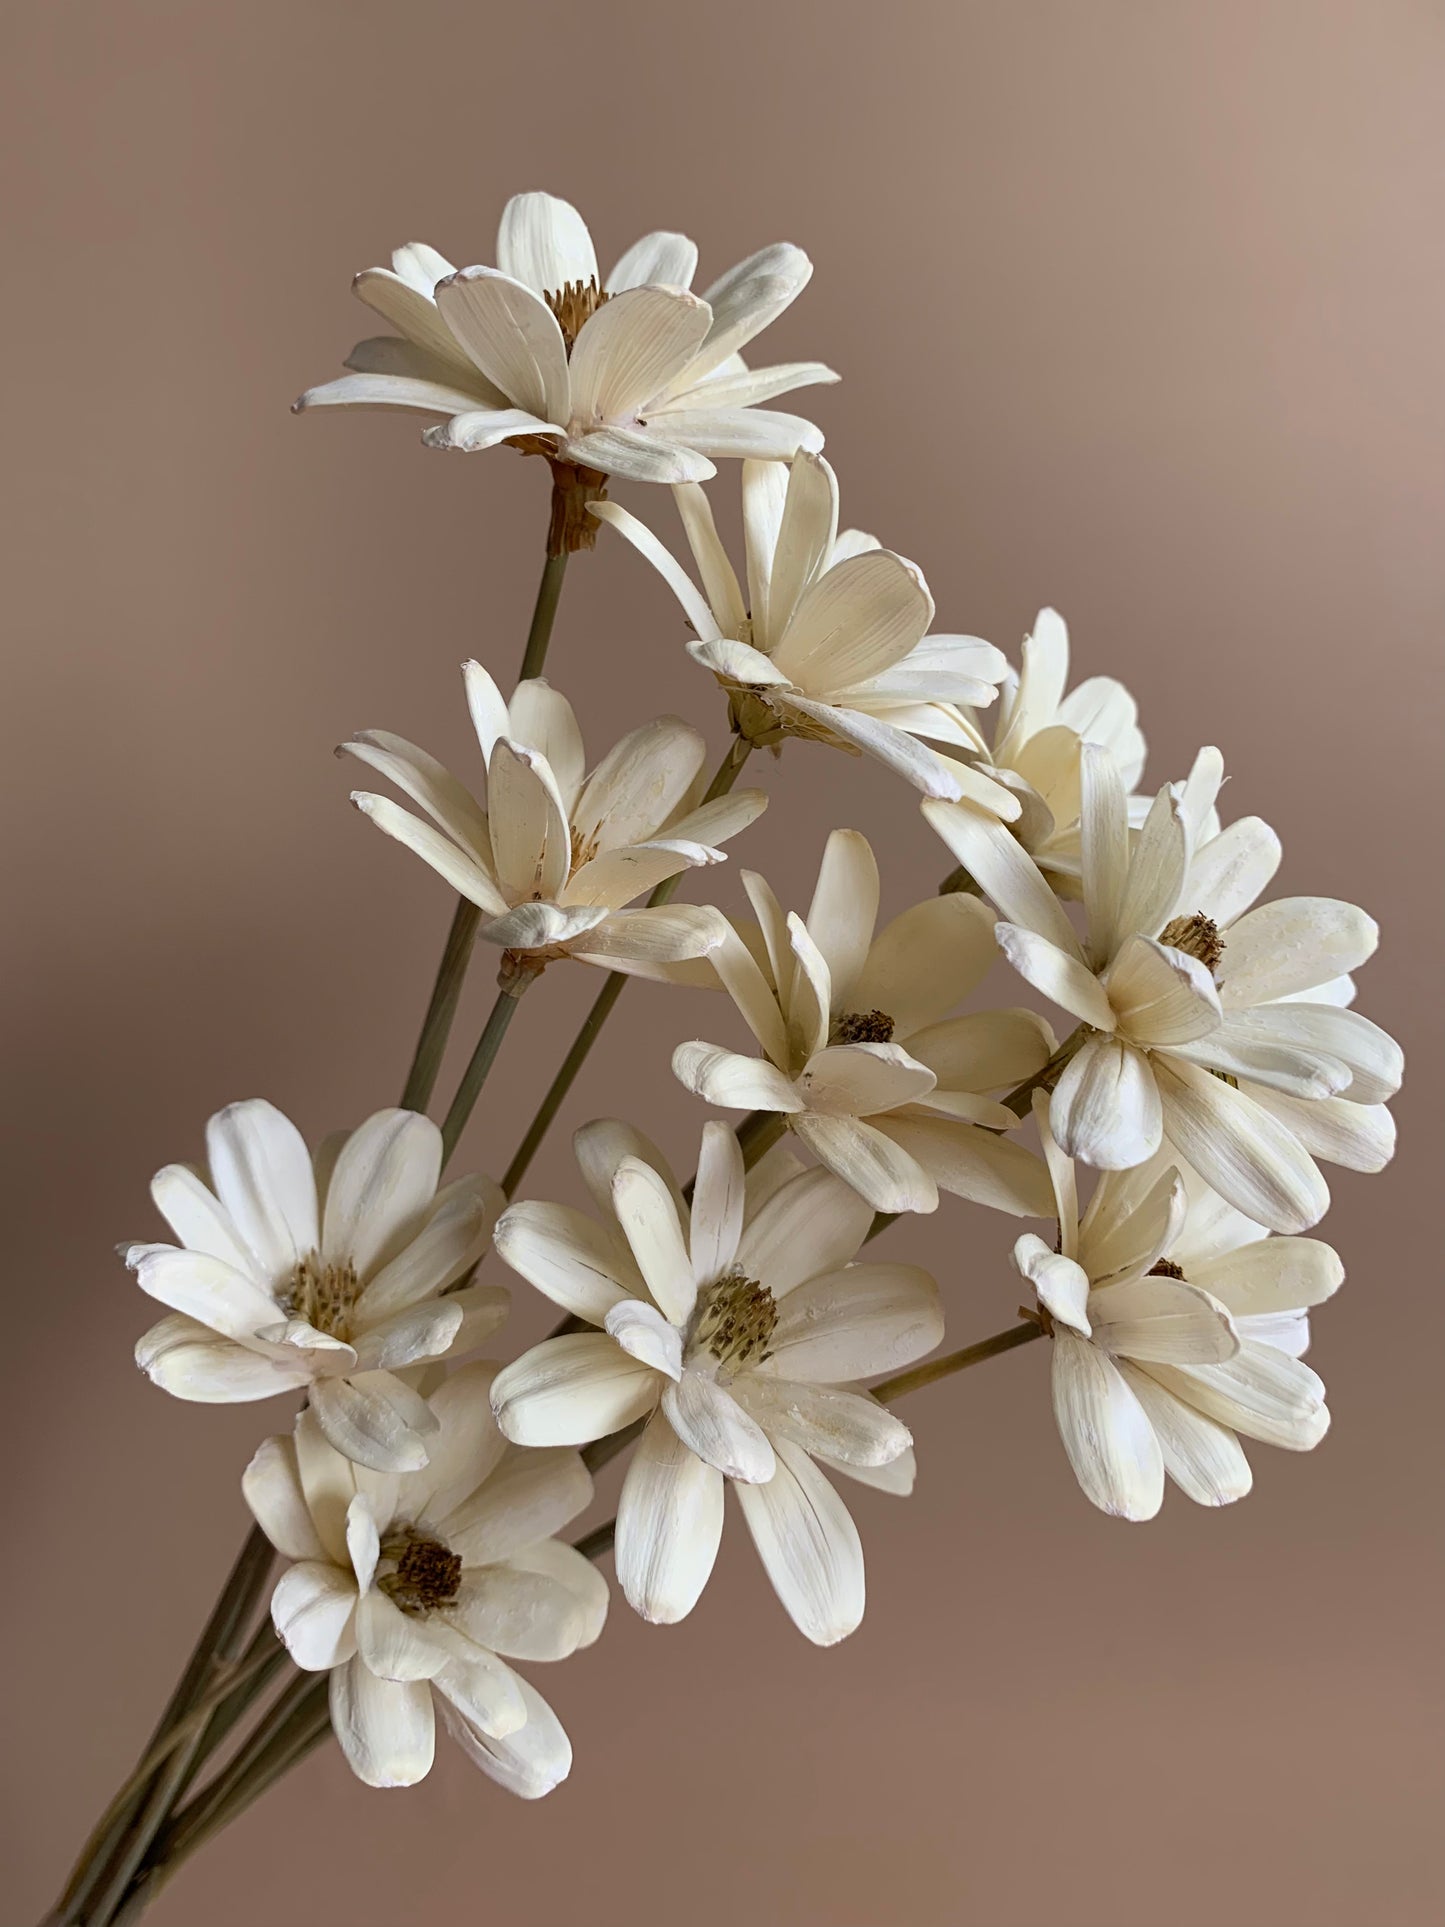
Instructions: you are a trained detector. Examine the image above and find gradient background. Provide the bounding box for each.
[4,4,1441,1922]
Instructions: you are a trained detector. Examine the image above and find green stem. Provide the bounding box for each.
[399,898,483,1112]
[500,736,753,1201]
[869,1321,1042,1403]
[440,984,527,1167]
[518,551,569,682]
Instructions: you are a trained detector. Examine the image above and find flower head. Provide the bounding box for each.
[926,746,1401,1230]
[244,1364,604,1793]
[294,191,836,489]
[593,454,1017,807]
[672,829,1056,1215]
[345,664,767,981]
[1015,1104,1338,1520]
[490,1121,943,1643]
[129,1101,504,1471]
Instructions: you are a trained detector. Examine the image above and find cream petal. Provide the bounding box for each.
[1050,1037,1163,1170]
[1050,1333,1164,1521]
[569,285,712,422]
[506,678,586,806]
[740,458,788,635]
[434,267,570,420]
[440,1678,570,1799]
[1013,1237,1092,1334]
[292,372,491,416]
[135,1316,303,1401]
[1107,934,1223,1045]
[764,1263,944,1381]
[852,893,999,1039]
[443,1445,593,1566]
[351,792,508,915]
[493,1200,634,1324]
[350,1300,462,1372]
[790,1113,939,1215]
[1077,1164,1187,1288]
[444,1566,587,1662]
[356,1590,449,1683]
[572,716,706,853]
[1155,1057,1330,1233]
[355,1178,500,1325]
[1188,1236,1343,1316]
[733,1375,912,1467]
[1116,787,1189,946]
[904,1008,1055,1093]
[671,482,747,634]
[341,730,492,863]
[561,838,716,911]
[309,1371,439,1474]
[690,1119,746,1287]
[502,1539,609,1649]
[783,697,1009,805]
[611,1156,696,1327]
[735,1166,874,1296]
[771,551,930,692]
[615,1410,724,1623]
[462,658,511,765]
[652,361,838,413]
[1209,1005,1401,1103]
[426,1632,527,1738]
[560,425,715,483]
[875,1115,1055,1216]
[405,1362,509,1525]
[205,1099,319,1280]
[605,1299,683,1379]
[478,901,607,951]
[573,1118,688,1221]
[1185,816,1282,924]
[672,1041,803,1114]
[149,1164,256,1274]
[329,1660,434,1788]
[127,1246,286,1344]
[1115,1363,1253,1506]
[486,739,570,903]
[797,1042,937,1118]
[352,255,476,371]
[1147,1344,1329,1451]
[689,243,813,383]
[804,828,878,1006]
[759,450,840,638]
[496,190,597,294]
[785,911,833,1062]
[1089,1275,1239,1365]
[420,406,565,452]
[242,1434,327,1561]
[1167,1018,1351,1100]
[735,1440,864,1646]
[995,924,1116,1031]
[662,1372,775,1482]
[322,1110,442,1280]
[1242,1085,1395,1173]
[1079,743,1131,967]
[607,228,698,291]
[922,801,1082,956]
[490,1334,660,1448]
[270,1561,359,1671]
[1219,897,1379,1008]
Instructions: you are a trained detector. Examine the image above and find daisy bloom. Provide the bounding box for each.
[294,189,836,538]
[1014,1106,1339,1519]
[490,1121,941,1643]
[925,745,1400,1232]
[129,1100,504,1472]
[345,663,766,984]
[592,454,1016,808]
[672,829,1056,1216]
[244,1363,605,1794]
[955,606,1148,886]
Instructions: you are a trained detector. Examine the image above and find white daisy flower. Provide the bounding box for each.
[591,453,1017,808]
[294,190,836,494]
[490,1122,941,1644]
[942,606,1148,886]
[671,829,1056,1216]
[129,1100,505,1473]
[344,663,767,982]
[243,1363,605,1794]
[1015,1107,1338,1520]
[925,746,1400,1232]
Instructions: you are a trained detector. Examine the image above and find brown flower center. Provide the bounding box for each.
[544,278,610,354]
[832,1008,896,1045]
[280,1252,360,1339]
[1159,911,1224,974]
[1147,1258,1186,1280]
[378,1527,462,1614]
[689,1272,778,1378]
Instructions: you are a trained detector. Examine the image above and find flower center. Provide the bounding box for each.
[544,278,610,354]
[1159,912,1224,974]
[569,822,601,876]
[280,1251,360,1339]
[688,1271,778,1379]
[377,1526,462,1615]
[832,1008,896,1044]
[1147,1258,1186,1280]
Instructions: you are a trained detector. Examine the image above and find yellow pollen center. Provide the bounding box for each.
[1159,911,1225,974]
[281,1252,360,1339]
[833,1008,896,1045]
[544,278,610,354]
[377,1527,462,1614]
[688,1272,778,1378]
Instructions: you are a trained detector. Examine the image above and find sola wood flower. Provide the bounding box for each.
[490,1121,941,1644]
[1016,1105,1339,1520]
[943,606,1148,886]
[345,664,766,981]
[294,190,835,492]
[244,1364,605,1794]
[672,829,1056,1215]
[592,454,1016,807]
[926,745,1401,1232]
[129,1101,505,1472]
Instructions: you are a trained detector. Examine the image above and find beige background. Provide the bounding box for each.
[4,3,1441,1923]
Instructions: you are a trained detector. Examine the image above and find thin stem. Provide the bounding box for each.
[440,984,527,1167]
[500,736,754,1201]
[52,1526,274,1926]
[518,551,569,681]
[1001,1024,1086,1120]
[400,898,483,1112]
[870,1321,1042,1402]
[736,1110,786,1170]
[582,1417,646,1476]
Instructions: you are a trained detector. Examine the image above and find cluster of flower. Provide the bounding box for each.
[125,192,1400,1803]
